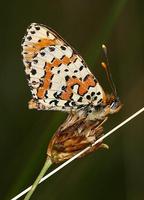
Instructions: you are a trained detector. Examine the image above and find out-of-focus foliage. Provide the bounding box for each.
[0,0,144,200]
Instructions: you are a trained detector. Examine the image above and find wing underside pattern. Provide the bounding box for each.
[22,23,105,112]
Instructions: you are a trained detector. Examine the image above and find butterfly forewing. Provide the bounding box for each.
[22,23,105,112]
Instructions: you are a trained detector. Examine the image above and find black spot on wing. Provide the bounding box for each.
[60,55,65,60]
[83,74,89,81]
[67,62,71,66]
[65,75,70,81]
[73,58,77,63]
[30,31,35,34]
[49,82,52,89]
[35,26,40,30]
[27,36,32,41]
[71,101,76,106]
[49,46,55,52]
[79,66,84,71]
[33,59,38,64]
[49,100,59,106]
[94,96,97,101]
[86,95,91,100]
[77,97,83,102]
[46,31,49,37]
[53,92,61,99]
[51,57,55,63]
[91,92,95,96]
[40,52,46,56]
[61,86,66,91]
[60,46,66,50]
[31,69,37,75]
[64,100,71,107]
[50,74,54,80]
[97,98,102,104]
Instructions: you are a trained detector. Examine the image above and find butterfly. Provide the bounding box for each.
[22,23,122,163]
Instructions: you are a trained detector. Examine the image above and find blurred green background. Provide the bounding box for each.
[0,0,144,200]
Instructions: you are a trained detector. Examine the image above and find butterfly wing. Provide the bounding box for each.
[22,23,105,112]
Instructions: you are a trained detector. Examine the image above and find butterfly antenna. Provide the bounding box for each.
[101,44,117,97]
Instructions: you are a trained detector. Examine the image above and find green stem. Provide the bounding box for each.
[24,157,53,200]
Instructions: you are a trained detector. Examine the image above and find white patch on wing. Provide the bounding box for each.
[50,81,62,91]
[38,49,54,63]
[49,46,64,59]
[51,72,65,86]
[49,32,55,40]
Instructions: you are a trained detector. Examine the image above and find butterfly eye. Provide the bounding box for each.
[110,97,121,114]
[110,101,115,109]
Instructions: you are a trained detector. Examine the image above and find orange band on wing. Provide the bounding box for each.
[24,39,56,62]
[62,56,71,65]
[60,75,96,100]
[36,54,93,100]
[37,56,72,99]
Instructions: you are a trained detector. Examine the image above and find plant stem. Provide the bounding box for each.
[24,157,52,200]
